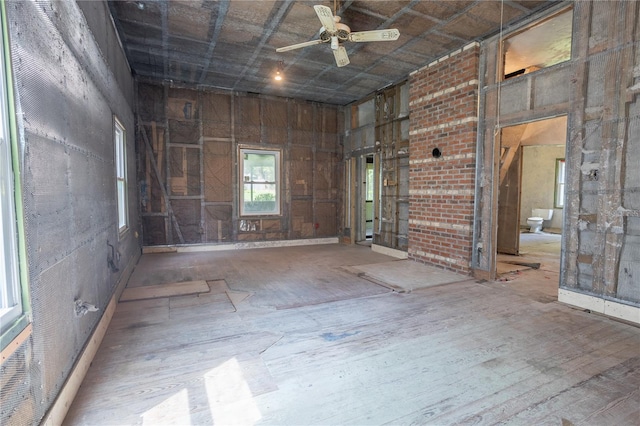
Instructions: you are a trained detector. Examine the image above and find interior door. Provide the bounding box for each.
[497,146,522,255]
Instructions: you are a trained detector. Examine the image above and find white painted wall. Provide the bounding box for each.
[521,145,566,230]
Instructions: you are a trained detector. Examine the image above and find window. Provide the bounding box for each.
[239,148,280,216]
[1,21,28,346]
[114,117,128,233]
[503,8,573,80]
[555,158,566,208]
[1,80,21,338]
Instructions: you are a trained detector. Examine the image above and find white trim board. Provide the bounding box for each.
[558,288,640,325]
[372,244,408,259]
[143,237,340,254]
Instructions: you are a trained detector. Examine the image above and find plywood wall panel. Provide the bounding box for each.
[169,147,200,196]
[138,83,341,245]
[168,119,199,144]
[314,151,334,196]
[294,103,314,130]
[204,205,232,242]
[204,140,232,202]
[203,122,231,139]
[261,219,282,231]
[139,123,167,213]
[291,129,313,145]
[235,96,261,143]
[236,124,261,143]
[138,83,165,121]
[142,216,166,246]
[186,148,201,196]
[292,199,314,238]
[149,172,165,213]
[202,93,231,138]
[291,146,313,197]
[263,99,288,125]
[172,199,201,243]
[167,88,199,120]
[319,132,338,151]
[236,96,260,124]
[265,127,288,145]
[316,202,338,237]
[323,107,338,132]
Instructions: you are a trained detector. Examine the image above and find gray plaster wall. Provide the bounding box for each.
[474,1,639,311]
[564,1,640,303]
[1,1,139,424]
[471,3,574,274]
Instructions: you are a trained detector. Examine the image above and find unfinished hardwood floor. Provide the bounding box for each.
[64,244,640,425]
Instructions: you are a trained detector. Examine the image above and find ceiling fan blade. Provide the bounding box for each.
[333,46,350,67]
[349,29,400,43]
[314,5,336,33]
[276,39,323,52]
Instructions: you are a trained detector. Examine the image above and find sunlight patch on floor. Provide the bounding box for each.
[141,388,192,425]
[205,357,262,425]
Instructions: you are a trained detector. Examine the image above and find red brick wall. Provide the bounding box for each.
[408,44,479,274]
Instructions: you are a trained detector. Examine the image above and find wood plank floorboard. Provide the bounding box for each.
[64,244,640,425]
[120,280,211,302]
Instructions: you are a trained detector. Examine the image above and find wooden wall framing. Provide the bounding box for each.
[343,82,410,250]
[473,2,640,312]
[376,85,410,251]
[137,82,342,246]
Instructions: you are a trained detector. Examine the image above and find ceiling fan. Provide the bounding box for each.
[276,4,400,67]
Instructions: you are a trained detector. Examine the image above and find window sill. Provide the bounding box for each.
[118,226,130,240]
[1,318,32,365]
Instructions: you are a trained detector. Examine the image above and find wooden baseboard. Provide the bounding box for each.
[143,237,340,254]
[42,251,139,425]
[371,244,408,259]
[558,288,640,325]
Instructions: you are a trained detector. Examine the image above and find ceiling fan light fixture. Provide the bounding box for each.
[331,35,339,50]
[274,61,284,82]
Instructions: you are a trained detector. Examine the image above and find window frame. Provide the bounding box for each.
[239,147,281,217]
[0,63,21,339]
[114,116,128,235]
[555,158,566,209]
[1,3,30,353]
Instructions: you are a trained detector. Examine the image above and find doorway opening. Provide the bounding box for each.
[496,116,567,277]
[364,156,374,240]
[355,154,375,246]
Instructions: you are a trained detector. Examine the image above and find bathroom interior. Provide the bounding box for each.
[498,116,567,274]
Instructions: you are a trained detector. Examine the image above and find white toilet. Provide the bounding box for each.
[526,209,553,233]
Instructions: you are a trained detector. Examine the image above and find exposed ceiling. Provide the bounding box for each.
[108,0,559,106]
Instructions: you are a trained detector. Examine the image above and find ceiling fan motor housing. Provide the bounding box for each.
[319,22,351,43]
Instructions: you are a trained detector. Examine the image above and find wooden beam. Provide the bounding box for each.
[138,115,185,244]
